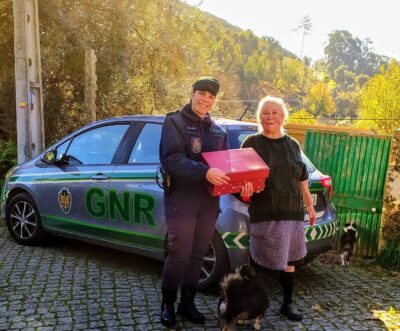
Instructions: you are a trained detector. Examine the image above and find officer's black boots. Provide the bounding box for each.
[176,286,205,324]
[161,286,205,325]
[160,287,177,327]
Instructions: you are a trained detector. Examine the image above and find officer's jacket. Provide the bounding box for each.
[160,103,228,194]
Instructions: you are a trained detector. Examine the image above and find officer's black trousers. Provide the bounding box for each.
[162,190,220,290]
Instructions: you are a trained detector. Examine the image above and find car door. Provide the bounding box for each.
[107,121,165,257]
[39,123,130,239]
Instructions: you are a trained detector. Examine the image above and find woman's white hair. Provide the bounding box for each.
[256,96,289,134]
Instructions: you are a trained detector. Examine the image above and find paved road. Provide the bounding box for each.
[0,221,398,331]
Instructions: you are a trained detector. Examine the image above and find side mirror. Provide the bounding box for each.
[42,150,57,164]
[60,154,70,165]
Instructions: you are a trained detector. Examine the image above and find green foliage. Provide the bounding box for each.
[287,108,317,125]
[304,81,336,117]
[0,141,17,186]
[324,30,388,84]
[39,0,221,142]
[209,27,293,101]
[358,60,400,134]
[378,240,400,270]
[322,30,390,122]
[0,0,16,141]
[335,90,360,118]
[0,0,396,139]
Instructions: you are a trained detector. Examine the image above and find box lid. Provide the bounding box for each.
[201,148,269,179]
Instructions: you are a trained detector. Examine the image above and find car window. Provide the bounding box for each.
[129,123,162,164]
[66,124,129,165]
[56,139,70,161]
[228,130,258,149]
[301,152,316,173]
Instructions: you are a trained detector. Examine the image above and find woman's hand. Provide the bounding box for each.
[240,181,254,201]
[205,168,230,186]
[300,180,316,227]
[307,205,316,227]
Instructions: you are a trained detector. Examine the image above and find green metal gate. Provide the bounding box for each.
[304,130,392,257]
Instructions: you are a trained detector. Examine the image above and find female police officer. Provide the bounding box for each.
[159,77,229,327]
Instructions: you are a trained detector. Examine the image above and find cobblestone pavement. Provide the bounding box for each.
[0,220,399,331]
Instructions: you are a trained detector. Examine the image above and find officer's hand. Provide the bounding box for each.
[240,182,254,199]
[206,168,230,186]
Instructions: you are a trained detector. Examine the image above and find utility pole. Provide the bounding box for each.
[84,48,97,123]
[13,0,45,163]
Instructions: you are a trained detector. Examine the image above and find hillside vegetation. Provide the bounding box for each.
[0,0,398,145]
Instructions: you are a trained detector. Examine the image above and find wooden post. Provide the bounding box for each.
[84,48,97,123]
[379,129,400,250]
[13,0,45,163]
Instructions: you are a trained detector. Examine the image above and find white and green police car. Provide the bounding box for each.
[1,116,338,290]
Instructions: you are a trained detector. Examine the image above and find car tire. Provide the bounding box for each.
[198,231,229,292]
[5,193,48,246]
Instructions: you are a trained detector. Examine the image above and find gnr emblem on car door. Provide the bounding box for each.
[58,187,72,214]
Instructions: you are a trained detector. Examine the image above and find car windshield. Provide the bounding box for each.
[227,129,316,174]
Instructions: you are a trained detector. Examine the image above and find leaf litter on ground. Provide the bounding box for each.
[372,306,400,331]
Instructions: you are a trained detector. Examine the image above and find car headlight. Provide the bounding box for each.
[4,166,18,180]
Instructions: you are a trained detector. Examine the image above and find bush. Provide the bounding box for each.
[0,141,17,186]
[378,240,400,270]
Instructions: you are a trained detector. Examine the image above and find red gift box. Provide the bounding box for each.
[201,148,270,196]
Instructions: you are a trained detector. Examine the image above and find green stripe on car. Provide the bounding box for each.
[221,220,338,249]
[41,214,165,250]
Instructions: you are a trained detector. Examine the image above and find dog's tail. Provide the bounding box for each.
[220,272,243,299]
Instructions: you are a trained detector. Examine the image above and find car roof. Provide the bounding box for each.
[83,115,258,129]
[49,115,258,148]
[93,115,166,125]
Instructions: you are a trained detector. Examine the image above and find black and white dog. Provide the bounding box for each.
[340,223,358,266]
[218,265,269,330]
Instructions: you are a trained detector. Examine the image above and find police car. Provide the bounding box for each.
[0,116,337,290]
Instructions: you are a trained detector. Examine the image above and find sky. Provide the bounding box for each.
[189,0,399,61]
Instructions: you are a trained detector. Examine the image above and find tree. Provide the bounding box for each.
[287,108,317,125]
[0,0,16,141]
[275,57,314,101]
[293,15,312,60]
[304,81,336,117]
[0,0,318,144]
[335,90,360,118]
[358,60,400,134]
[33,0,228,142]
[324,30,388,85]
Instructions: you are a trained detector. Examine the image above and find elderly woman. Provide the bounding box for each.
[240,96,316,321]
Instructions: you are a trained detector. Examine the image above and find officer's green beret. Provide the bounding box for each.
[192,77,220,96]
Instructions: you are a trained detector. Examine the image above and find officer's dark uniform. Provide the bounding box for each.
[159,78,227,327]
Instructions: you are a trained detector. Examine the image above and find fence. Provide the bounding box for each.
[304,130,392,257]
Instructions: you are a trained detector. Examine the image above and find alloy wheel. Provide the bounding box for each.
[200,242,216,283]
[10,201,38,240]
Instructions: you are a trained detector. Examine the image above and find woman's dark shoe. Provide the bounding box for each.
[176,286,205,324]
[280,303,303,321]
[160,288,177,327]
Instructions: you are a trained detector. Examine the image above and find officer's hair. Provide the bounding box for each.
[256,96,288,134]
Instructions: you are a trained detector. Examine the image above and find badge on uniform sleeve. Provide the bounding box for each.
[58,187,72,214]
[191,137,202,153]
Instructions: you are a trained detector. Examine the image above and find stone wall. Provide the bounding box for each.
[379,129,400,266]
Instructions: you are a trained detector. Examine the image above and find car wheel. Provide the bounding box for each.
[5,193,48,245]
[198,231,229,292]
